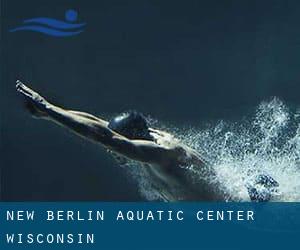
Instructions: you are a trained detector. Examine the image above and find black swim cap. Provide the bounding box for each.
[108,111,153,141]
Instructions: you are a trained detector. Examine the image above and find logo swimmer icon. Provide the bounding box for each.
[9,9,86,37]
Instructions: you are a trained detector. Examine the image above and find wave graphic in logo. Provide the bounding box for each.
[9,9,85,37]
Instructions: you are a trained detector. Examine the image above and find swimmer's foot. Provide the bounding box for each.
[16,80,49,118]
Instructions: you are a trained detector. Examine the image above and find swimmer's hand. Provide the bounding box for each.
[16,80,49,118]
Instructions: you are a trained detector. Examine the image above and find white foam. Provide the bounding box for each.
[124,98,300,201]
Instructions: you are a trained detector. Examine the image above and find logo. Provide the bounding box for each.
[9,9,85,37]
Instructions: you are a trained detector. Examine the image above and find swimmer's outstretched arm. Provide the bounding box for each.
[16,81,176,165]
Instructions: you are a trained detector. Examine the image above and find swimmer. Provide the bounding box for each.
[16,80,278,201]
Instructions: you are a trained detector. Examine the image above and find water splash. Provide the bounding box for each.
[123,98,300,201]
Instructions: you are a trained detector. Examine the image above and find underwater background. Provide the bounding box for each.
[2,0,300,201]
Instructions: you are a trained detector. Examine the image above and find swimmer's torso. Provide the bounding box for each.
[144,160,225,201]
[144,129,226,201]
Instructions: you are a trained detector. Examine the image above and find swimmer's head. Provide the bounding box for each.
[108,111,153,141]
